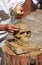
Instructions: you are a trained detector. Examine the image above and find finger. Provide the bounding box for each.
[11,27,19,31]
[12,25,19,29]
[14,26,19,29]
[9,30,14,34]
[13,28,19,31]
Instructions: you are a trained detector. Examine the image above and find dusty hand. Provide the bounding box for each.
[15,4,24,15]
[6,24,19,34]
[13,4,24,18]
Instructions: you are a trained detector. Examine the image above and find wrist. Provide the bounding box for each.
[0,24,7,31]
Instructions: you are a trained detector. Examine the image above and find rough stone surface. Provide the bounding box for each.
[23,9,42,47]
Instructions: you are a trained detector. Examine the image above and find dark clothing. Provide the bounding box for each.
[31,1,38,12]
[38,0,42,4]
[38,0,42,9]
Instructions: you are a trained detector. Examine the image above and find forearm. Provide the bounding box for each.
[0,24,19,34]
[0,24,6,31]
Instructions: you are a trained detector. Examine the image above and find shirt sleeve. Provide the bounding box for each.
[8,0,25,11]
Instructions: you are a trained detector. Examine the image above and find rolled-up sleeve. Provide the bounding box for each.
[8,0,25,11]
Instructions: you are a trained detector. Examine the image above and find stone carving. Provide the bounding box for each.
[2,21,42,56]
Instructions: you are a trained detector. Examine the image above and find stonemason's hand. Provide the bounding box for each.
[13,4,24,18]
[6,24,19,34]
